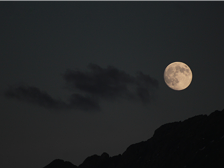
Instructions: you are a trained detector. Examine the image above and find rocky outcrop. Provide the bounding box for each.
[78,152,121,168]
[43,109,224,168]
[43,159,77,168]
[115,110,224,168]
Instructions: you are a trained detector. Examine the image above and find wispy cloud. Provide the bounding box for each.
[4,63,159,111]
[5,85,65,109]
[4,85,100,111]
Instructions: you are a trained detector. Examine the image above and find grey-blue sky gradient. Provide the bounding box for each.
[0,2,224,168]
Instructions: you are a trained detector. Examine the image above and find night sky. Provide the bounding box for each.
[1,2,224,168]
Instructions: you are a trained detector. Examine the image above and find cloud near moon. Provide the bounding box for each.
[4,63,159,111]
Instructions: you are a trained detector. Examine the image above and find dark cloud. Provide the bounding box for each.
[4,63,159,111]
[63,63,159,103]
[4,85,100,111]
[135,71,159,88]
[4,85,66,109]
[63,64,134,100]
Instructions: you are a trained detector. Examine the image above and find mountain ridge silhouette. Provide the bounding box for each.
[43,109,224,168]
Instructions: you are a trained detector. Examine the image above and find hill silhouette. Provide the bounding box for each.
[43,109,224,168]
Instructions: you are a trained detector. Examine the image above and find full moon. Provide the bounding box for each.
[164,62,192,91]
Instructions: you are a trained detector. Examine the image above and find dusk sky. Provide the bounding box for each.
[1,2,224,168]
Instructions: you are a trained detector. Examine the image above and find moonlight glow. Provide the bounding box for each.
[164,62,192,91]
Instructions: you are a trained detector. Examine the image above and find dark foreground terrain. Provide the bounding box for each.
[44,109,224,168]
